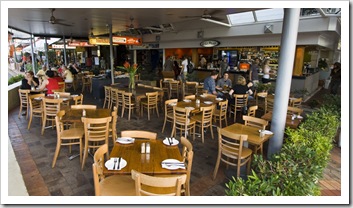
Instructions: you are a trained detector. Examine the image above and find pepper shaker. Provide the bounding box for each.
[141,142,146,153]
[82,109,86,117]
[146,142,150,154]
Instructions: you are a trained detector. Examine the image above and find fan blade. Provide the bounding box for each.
[209,16,225,22]
[56,22,72,27]
[24,19,48,22]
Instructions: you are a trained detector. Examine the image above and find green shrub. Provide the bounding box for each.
[8,74,24,85]
[225,100,340,196]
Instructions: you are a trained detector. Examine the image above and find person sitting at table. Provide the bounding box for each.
[203,70,219,96]
[216,72,232,90]
[21,71,39,90]
[51,67,64,83]
[62,65,74,83]
[228,76,252,105]
[37,70,59,95]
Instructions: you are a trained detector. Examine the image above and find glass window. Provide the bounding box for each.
[228,11,255,25]
[255,8,283,21]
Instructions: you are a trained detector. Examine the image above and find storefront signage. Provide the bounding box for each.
[68,41,94,47]
[51,44,76,49]
[200,40,220,47]
[89,36,142,46]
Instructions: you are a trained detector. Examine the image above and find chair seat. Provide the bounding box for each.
[60,127,84,139]
[99,175,135,196]
[222,146,253,160]
[213,109,221,116]
[190,114,203,122]
[166,112,174,119]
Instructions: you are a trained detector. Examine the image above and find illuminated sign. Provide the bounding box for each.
[51,44,76,49]
[68,42,94,47]
[200,40,220,47]
[89,36,142,46]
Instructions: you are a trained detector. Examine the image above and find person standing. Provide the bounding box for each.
[200,55,207,68]
[219,57,229,76]
[262,59,271,84]
[173,60,180,80]
[179,56,188,82]
[330,62,341,95]
[164,56,174,71]
[21,71,39,90]
[203,70,219,95]
[249,57,260,85]
[100,57,106,70]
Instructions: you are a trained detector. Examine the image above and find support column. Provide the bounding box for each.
[63,36,67,65]
[30,35,36,74]
[44,37,49,69]
[109,24,114,84]
[267,8,301,158]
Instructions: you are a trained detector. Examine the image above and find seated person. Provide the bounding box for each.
[203,70,219,96]
[51,67,64,82]
[228,76,252,104]
[37,70,59,95]
[21,71,39,90]
[216,72,232,90]
[62,65,74,83]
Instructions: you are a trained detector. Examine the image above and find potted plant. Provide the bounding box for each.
[117,61,141,89]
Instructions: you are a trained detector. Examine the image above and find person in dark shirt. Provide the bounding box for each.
[228,76,250,105]
[21,71,39,90]
[330,62,341,95]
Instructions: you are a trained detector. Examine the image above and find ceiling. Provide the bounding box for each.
[8,8,259,40]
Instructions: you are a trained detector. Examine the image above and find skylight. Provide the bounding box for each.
[255,8,283,22]
[228,11,254,25]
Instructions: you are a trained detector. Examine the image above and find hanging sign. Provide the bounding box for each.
[200,40,220,47]
[89,36,142,46]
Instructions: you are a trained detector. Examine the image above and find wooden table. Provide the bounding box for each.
[261,111,302,129]
[176,95,222,109]
[104,140,187,176]
[61,108,112,123]
[221,123,273,154]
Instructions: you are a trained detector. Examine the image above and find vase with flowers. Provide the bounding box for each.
[117,61,140,89]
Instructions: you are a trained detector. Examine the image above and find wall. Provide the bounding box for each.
[8,82,21,112]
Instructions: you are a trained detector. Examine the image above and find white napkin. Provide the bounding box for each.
[106,157,126,170]
[116,137,135,143]
[161,160,186,169]
[216,98,223,101]
[262,130,274,135]
[296,115,303,119]
[183,99,191,102]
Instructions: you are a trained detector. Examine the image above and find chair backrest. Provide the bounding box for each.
[184,95,196,100]
[116,89,124,105]
[71,104,97,110]
[234,94,248,109]
[185,81,198,95]
[55,110,66,136]
[110,88,119,104]
[247,105,258,117]
[29,93,45,110]
[287,106,304,116]
[19,89,30,105]
[242,115,268,130]
[92,144,108,196]
[290,97,303,107]
[58,82,66,92]
[217,127,248,165]
[131,169,187,196]
[173,106,192,126]
[199,105,215,125]
[43,98,62,117]
[217,99,228,117]
[267,97,275,112]
[73,94,84,105]
[81,116,112,146]
[104,86,111,98]
[180,136,193,196]
[169,81,180,96]
[123,91,133,106]
[121,130,157,140]
[164,99,178,117]
[146,91,158,105]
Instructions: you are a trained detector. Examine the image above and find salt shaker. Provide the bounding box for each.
[259,130,265,138]
[141,142,146,153]
[82,109,86,117]
[145,142,150,154]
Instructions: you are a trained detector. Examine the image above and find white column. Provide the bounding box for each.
[44,37,49,69]
[30,35,36,74]
[63,36,67,65]
[109,24,114,84]
[267,8,301,158]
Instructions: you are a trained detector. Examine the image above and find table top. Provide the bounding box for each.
[61,108,112,123]
[221,123,273,146]
[176,95,223,109]
[104,140,187,175]
[261,111,302,129]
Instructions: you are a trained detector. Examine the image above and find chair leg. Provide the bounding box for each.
[121,106,125,118]
[147,106,150,120]
[162,116,167,133]
[41,117,46,135]
[81,146,89,170]
[156,105,159,118]
[52,140,61,168]
[247,156,252,175]
[210,124,214,139]
[212,152,221,180]
[27,113,33,130]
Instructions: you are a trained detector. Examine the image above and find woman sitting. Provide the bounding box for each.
[37,70,59,95]
[228,76,251,105]
[62,65,74,83]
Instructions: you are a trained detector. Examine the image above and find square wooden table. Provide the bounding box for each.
[221,123,273,154]
[61,108,112,123]
[261,111,302,129]
[104,140,187,176]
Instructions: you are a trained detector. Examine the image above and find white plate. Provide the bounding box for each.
[216,98,223,101]
[262,130,274,135]
[116,137,135,144]
[105,157,127,170]
[183,99,191,103]
[163,138,179,146]
[185,107,195,111]
[34,97,42,101]
[204,101,213,104]
[161,159,185,170]
[200,95,206,98]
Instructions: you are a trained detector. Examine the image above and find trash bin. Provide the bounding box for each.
[324,79,331,89]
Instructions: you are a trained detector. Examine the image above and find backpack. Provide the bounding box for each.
[187,59,194,74]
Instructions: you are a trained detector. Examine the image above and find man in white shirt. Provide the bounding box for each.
[179,56,188,82]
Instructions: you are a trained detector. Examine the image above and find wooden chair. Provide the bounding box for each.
[54,92,71,106]
[184,81,198,96]
[27,93,45,130]
[256,92,268,113]
[247,105,258,117]
[81,116,112,170]
[242,115,268,155]
[71,104,97,110]
[180,136,193,196]
[92,144,135,196]
[289,97,303,108]
[266,97,275,113]
[41,98,63,135]
[57,82,66,92]
[196,85,205,95]
[116,89,124,113]
[52,110,84,168]
[103,86,111,109]
[229,94,249,123]
[213,127,252,179]
[184,95,196,100]
[121,91,136,121]
[190,105,215,143]
[140,91,159,120]
[168,80,180,99]
[82,75,92,93]
[171,106,196,141]
[161,99,178,133]
[120,130,157,140]
[18,89,30,119]
[109,107,118,144]
[72,94,84,105]
[287,106,304,116]
[110,88,119,110]
[131,169,187,196]
[213,100,228,128]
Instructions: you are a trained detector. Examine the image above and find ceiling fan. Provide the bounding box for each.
[180,9,231,27]
[125,17,135,30]
[25,8,72,26]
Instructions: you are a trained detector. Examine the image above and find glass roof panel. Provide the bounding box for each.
[255,8,283,21]
[228,11,255,25]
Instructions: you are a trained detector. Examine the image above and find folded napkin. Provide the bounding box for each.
[161,161,186,169]
[116,137,135,143]
[296,115,303,119]
[216,98,223,101]
[204,101,213,104]
[183,99,191,102]
[106,157,126,170]
[262,130,274,135]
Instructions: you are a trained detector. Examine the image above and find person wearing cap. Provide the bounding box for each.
[37,70,59,94]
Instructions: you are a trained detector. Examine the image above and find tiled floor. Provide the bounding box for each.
[8,86,341,197]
